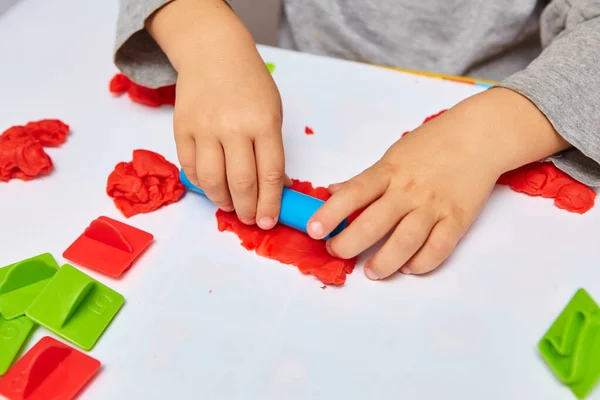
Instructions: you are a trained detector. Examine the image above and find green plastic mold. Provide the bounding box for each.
[26,264,124,351]
[0,315,35,375]
[539,289,600,399]
[0,253,59,320]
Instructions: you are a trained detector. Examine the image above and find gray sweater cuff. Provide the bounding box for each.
[114,0,176,88]
[497,1,600,187]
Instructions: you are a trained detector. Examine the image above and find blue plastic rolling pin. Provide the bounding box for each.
[179,169,347,240]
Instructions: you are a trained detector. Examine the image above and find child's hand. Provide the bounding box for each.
[173,53,287,229]
[147,0,289,229]
[308,88,570,280]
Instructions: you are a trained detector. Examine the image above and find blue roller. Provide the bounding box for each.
[179,169,347,240]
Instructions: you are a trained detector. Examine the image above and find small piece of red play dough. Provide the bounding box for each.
[305,126,314,135]
[63,216,154,277]
[109,73,176,107]
[0,336,100,400]
[106,149,185,217]
[400,110,447,139]
[422,109,447,124]
[216,180,357,285]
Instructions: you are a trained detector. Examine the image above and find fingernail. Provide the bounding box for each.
[258,217,275,229]
[364,266,380,281]
[309,221,324,237]
[400,267,412,275]
[220,205,234,212]
[240,217,256,225]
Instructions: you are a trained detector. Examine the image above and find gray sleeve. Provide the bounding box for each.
[497,0,600,187]
[114,0,177,88]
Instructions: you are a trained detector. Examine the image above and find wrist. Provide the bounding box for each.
[450,87,570,174]
[145,0,255,72]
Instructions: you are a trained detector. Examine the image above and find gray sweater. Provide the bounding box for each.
[114,0,600,186]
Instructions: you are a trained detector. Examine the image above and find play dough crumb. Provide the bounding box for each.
[305,126,314,135]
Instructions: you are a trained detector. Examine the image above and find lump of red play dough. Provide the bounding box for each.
[106,149,185,217]
[497,162,596,214]
[216,180,357,285]
[0,120,70,182]
[109,73,176,107]
[305,126,314,135]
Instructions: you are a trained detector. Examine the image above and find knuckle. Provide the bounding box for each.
[197,174,222,192]
[262,170,284,187]
[360,220,381,243]
[394,229,420,250]
[428,236,455,258]
[233,178,256,194]
[344,181,365,202]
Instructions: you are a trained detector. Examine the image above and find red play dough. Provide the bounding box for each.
[305,126,314,135]
[422,109,447,124]
[497,162,596,214]
[106,149,185,217]
[109,73,176,107]
[0,120,69,182]
[23,119,70,147]
[216,180,357,285]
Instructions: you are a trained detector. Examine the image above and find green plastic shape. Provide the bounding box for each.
[26,264,124,351]
[0,253,59,320]
[539,289,600,399]
[0,315,35,375]
[266,62,275,73]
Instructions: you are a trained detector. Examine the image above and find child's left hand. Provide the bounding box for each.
[307,88,570,280]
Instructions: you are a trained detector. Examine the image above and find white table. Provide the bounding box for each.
[1,1,599,399]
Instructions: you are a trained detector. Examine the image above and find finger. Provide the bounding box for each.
[365,206,438,280]
[193,137,233,211]
[326,192,410,259]
[224,137,258,224]
[284,174,293,187]
[254,134,285,230]
[400,217,464,275]
[175,132,199,185]
[308,164,389,239]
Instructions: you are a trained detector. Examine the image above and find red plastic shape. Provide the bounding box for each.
[63,216,153,277]
[0,336,100,400]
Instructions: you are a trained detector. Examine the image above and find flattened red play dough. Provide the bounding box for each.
[216,180,357,285]
[0,120,69,182]
[106,149,185,217]
[109,73,176,107]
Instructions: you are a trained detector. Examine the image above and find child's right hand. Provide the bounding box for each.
[147,0,288,230]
